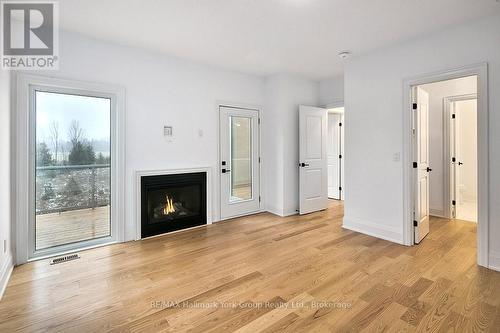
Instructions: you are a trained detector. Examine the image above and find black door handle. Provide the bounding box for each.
[299,163,310,167]
[458,162,464,166]
[222,169,231,173]
[426,167,433,172]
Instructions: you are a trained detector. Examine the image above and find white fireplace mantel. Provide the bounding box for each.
[134,167,213,240]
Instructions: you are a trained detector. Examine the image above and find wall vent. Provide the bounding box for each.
[50,253,80,265]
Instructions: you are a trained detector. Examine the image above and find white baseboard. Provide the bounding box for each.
[430,209,446,218]
[265,204,297,217]
[342,216,405,245]
[489,251,500,272]
[0,253,13,300]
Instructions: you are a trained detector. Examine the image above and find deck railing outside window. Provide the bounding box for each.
[36,164,111,215]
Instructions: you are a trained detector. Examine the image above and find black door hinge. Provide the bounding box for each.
[258,157,261,163]
[259,196,261,202]
[413,162,417,168]
[339,122,343,127]
[413,220,418,227]
[452,157,456,162]
[452,114,456,119]
[258,118,261,125]
[412,103,417,110]
[339,154,342,159]
[452,200,456,206]
[339,186,342,191]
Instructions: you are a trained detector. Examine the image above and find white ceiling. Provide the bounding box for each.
[59,0,500,79]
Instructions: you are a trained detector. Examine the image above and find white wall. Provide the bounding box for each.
[263,74,319,216]
[0,70,13,298]
[343,15,500,268]
[319,76,344,106]
[420,76,477,217]
[21,30,266,241]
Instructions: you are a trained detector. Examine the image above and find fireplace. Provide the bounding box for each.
[141,172,207,238]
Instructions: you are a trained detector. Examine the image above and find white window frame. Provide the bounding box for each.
[15,74,125,264]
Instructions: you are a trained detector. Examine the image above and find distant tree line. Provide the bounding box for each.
[36,120,110,167]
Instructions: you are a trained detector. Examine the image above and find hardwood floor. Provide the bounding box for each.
[1,201,500,332]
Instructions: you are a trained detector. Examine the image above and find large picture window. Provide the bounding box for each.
[16,75,125,263]
[35,91,112,250]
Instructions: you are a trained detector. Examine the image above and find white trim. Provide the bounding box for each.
[402,63,489,268]
[343,216,404,245]
[15,74,126,264]
[324,99,344,109]
[0,253,13,300]
[265,204,298,217]
[443,94,477,220]
[134,167,213,240]
[429,209,446,218]
[488,251,500,272]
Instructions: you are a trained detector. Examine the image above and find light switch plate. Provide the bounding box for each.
[163,126,173,136]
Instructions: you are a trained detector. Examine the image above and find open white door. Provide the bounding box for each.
[299,105,328,215]
[413,87,430,244]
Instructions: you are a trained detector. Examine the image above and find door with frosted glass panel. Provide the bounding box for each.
[219,106,260,219]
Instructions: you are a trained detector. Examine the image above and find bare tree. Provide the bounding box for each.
[68,120,84,145]
[49,121,60,164]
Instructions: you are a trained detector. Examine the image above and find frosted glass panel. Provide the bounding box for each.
[230,116,252,201]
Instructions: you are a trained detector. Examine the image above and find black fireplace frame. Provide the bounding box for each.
[141,172,207,238]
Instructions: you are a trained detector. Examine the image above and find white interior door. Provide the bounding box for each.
[299,105,328,215]
[414,87,430,244]
[327,114,341,199]
[219,106,260,220]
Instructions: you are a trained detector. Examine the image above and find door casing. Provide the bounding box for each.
[402,63,488,268]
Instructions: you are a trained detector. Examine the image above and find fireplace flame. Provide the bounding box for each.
[163,195,175,215]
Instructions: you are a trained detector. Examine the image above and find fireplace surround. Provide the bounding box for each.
[140,172,207,238]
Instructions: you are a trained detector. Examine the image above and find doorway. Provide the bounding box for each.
[219,106,261,220]
[448,96,478,222]
[327,107,344,200]
[298,104,344,215]
[404,64,488,267]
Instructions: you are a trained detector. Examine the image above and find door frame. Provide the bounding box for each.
[444,94,478,219]
[217,102,263,221]
[402,63,488,268]
[327,107,344,200]
[15,74,125,264]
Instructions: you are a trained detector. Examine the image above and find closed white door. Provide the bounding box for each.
[219,106,260,220]
[414,87,430,244]
[299,105,328,215]
[327,113,341,199]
